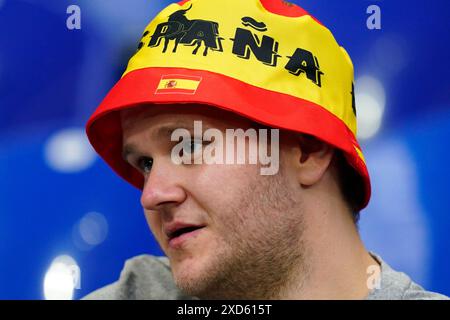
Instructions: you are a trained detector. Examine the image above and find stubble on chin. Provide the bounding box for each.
[172,169,310,299]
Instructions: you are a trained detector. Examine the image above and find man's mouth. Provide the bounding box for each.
[169,225,204,239]
[166,224,206,248]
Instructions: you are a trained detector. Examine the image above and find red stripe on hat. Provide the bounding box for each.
[259,0,323,25]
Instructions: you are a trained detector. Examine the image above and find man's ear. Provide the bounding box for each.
[296,134,335,187]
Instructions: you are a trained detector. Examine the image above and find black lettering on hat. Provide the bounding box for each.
[285,48,323,87]
[137,31,150,52]
[241,16,267,31]
[230,17,281,67]
[148,22,183,51]
[137,5,327,88]
[147,4,224,56]
[351,82,356,116]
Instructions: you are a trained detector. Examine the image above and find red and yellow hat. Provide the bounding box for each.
[86,0,371,210]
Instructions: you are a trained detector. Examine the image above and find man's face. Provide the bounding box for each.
[121,104,307,299]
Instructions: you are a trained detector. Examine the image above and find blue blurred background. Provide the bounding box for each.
[0,0,449,299]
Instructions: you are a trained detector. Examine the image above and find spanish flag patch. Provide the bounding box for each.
[155,74,202,95]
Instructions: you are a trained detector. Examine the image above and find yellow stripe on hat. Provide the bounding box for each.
[125,0,357,134]
[354,145,366,164]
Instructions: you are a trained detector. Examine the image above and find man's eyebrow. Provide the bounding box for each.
[154,122,196,138]
[121,122,199,161]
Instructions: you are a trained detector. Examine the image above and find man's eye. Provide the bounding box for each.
[137,157,153,174]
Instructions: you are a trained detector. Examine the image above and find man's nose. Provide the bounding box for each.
[140,163,186,212]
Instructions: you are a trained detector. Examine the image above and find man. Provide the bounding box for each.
[84,0,448,299]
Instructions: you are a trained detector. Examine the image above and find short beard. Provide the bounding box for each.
[175,167,311,299]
